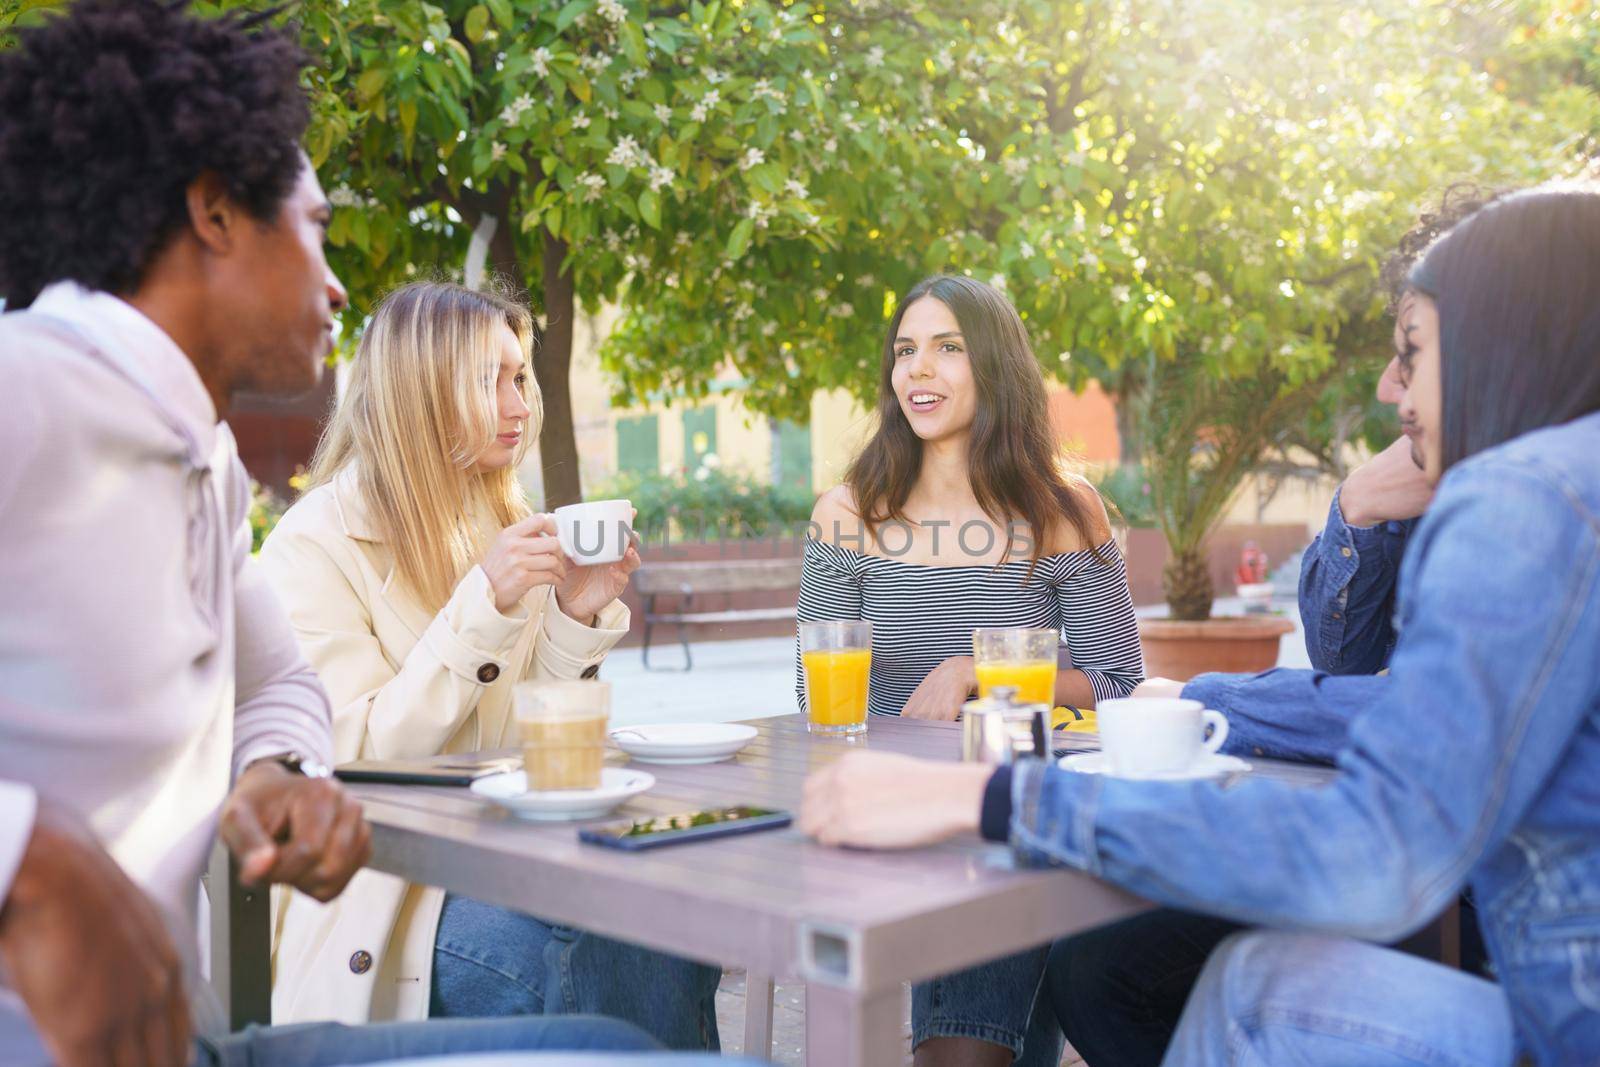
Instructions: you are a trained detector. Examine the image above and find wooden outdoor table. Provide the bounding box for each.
[213,714,1336,1065]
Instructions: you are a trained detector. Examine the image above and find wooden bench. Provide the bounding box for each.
[633,558,803,670]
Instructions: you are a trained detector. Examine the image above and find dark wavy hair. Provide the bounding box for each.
[0,0,309,307]
[1380,183,1506,311]
[1408,183,1600,471]
[846,275,1104,574]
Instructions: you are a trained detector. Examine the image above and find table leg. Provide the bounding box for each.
[804,980,902,1067]
[207,842,272,1029]
[742,971,774,1060]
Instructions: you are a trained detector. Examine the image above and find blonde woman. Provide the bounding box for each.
[260,282,720,1047]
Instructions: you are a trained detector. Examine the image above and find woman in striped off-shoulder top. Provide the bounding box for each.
[796,274,1143,1066]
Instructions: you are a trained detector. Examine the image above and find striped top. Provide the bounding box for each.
[795,538,1145,717]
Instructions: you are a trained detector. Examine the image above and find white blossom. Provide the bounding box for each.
[761,321,778,337]
[1111,284,1130,303]
[789,129,806,144]
[1220,334,1237,353]
[648,163,674,191]
[1194,270,1215,289]
[580,53,611,75]
[732,304,754,322]
[706,69,728,84]
[1002,154,1029,179]
[739,147,765,171]
[578,172,607,202]
[529,47,552,77]
[822,137,838,153]
[1080,252,1099,269]
[858,273,876,288]
[1221,294,1234,308]
[653,103,673,124]
[811,288,830,302]
[598,0,626,24]
[603,228,622,250]
[977,86,991,105]
[784,179,808,199]
[828,302,854,318]
[865,45,885,68]
[674,231,692,248]
[571,113,591,130]
[603,106,620,120]
[620,69,643,89]
[800,211,820,227]
[328,185,359,207]
[606,135,645,168]
[690,103,709,123]
[1018,240,1036,259]
[490,141,507,163]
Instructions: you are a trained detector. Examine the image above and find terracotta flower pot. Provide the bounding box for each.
[1136,616,1298,681]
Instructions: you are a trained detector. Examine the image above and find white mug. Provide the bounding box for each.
[1095,697,1229,778]
[553,499,634,565]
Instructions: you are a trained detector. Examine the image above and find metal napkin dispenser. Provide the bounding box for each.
[960,686,1049,764]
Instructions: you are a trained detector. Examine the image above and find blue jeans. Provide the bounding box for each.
[1163,930,1516,1066]
[911,944,1064,1065]
[1049,909,1242,1067]
[196,1015,666,1065]
[430,894,722,1051]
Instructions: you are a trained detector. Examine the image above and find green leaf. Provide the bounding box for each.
[397,99,419,155]
[464,5,490,43]
[486,0,514,30]
[726,218,754,259]
[638,188,661,229]
[619,21,647,66]
[545,204,564,237]
[356,68,388,103]
[554,0,590,32]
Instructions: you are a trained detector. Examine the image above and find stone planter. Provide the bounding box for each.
[1137,615,1297,681]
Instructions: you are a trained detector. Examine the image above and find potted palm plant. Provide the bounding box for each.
[1127,353,1320,679]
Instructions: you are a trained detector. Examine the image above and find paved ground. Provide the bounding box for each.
[605,597,1308,1063]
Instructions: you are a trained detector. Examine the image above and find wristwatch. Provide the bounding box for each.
[269,752,334,779]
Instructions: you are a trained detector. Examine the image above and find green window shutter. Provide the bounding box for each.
[616,414,659,476]
[774,419,812,491]
[683,406,718,467]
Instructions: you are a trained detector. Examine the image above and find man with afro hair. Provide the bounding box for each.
[0,3,725,1066]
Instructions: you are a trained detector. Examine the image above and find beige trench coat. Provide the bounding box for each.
[257,469,628,1024]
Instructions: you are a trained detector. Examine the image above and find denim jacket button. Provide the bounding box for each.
[1340,546,1353,558]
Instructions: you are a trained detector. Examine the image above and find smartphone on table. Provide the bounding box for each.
[334,756,521,787]
[578,805,792,851]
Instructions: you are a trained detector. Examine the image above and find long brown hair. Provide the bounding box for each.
[845,274,1104,570]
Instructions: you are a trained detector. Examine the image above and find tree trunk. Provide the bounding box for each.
[535,229,581,509]
[1162,546,1214,621]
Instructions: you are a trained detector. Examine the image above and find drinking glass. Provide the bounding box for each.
[800,620,872,735]
[515,679,610,791]
[972,627,1058,706]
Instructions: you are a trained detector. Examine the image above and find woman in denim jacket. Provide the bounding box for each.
[801,181,1600,1066]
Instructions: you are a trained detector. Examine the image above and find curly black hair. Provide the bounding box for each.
[1379,183,1509,311]
[0,0,309,307]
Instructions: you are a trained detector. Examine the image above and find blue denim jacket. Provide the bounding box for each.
[1298,489,1414,674]
[1005,412,1600,1064]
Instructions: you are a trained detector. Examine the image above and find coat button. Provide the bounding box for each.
[1340,546,1353,558]
[477,663,500,684]
[580,664,600,679]
[349,950,373,975]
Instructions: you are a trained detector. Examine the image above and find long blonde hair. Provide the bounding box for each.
[308,281,542,610]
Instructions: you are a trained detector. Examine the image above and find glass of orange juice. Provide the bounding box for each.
[800,620,872,735]
[973,627,1058,706]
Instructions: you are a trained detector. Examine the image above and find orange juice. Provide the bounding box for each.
[975,660,1057,705]
[803,648,871,731]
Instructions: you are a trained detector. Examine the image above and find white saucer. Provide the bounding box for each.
[609,723,759,764]
[1058,751,1252,781]
[471,768,655,821]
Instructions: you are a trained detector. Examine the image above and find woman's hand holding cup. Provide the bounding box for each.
[555,508,641,622]
[482,513,570,614]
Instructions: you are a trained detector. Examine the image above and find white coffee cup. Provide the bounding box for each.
[553,499,634,565]
[1095,697,1229,778]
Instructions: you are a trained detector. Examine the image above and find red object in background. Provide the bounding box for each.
[1236,540,1268,586]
